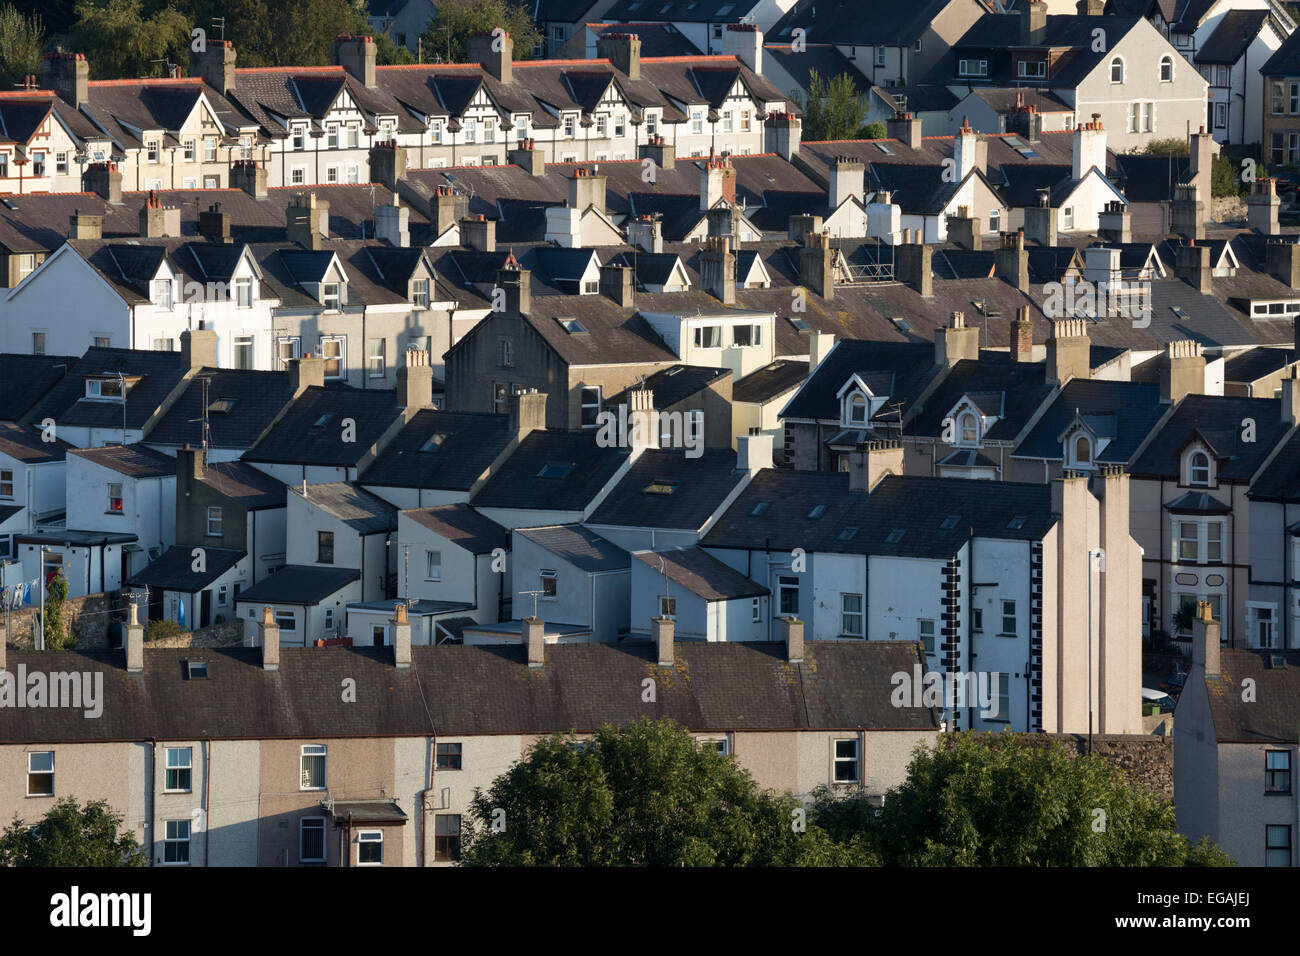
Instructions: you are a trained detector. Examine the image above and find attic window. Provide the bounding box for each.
[645,479,679,495]
[311,413,334,429]
[538,462,572,479]
[790,318,810,332]
[185,660,209,680]
[559,318,588,334]
[838,526,858,541]
[420,434,446,452]
[875,143,894,156]
[885,529,906,543]
[209,398,238,414]
[1170,306,1188,320]
[808,504,827,519]
[1007,515,1028,530]
[940,514,960,530]
[890,316,912,333]
[749,501,770,516]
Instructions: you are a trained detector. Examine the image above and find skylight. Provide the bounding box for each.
[420,434,446,452]
[645,479,679,495]
[876,142,894,155]
[1170,306,1188,320]
[808,504,827,519]
[890,316,912,333]
[311,413,334,428]
[209,398,238,413]
[559,318,588,334]
[538,462,572,479]
[838,526,858,541]
[791,318,810,331]
[940,514,960,529]
[1007,514,1028,529]
[749,501,770,516]
[885,529,905,543]
[185,660,209,680]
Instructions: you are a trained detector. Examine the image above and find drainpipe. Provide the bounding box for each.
[148,738,157,866]
[203,739,212,865]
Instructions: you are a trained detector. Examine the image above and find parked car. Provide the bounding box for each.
[1159,671,1187,695]
[1142,687,1177,714]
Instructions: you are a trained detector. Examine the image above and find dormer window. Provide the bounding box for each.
[322,283,341,310]
[1070,434,1093,468]
[86,377,125,400]
[411,278,429,309]
[153,279,173,310]
[1187,450,1211,486]
[958,412,979,445]
[848,393,867,425]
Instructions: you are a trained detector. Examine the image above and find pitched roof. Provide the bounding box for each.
[587,448,745,530]
[1130,394,1290,481]
[701,469,859,551]
[0,354,74,422]
[516,524,629,572]
[770,0,960,45]
[359,409,513,490]
[235,565,360,605]
[1013,379,1165,462]
[470,431,630,511]
[145,368,294,449]
[1248,426,1300,501]
[194,460,286,509]
[1262,20,1300,75]
[0,640,938,742]
[634,546,768,600]
[906,358,1053,441]
[1203,649,1300,743]
[243,387,402,467]
[26,347,187,431]
[126,545,245,590]
[780,340,939,421]
[403,503,508,555]
[0,422,70,464]
[733,360,808,404]
[607,365,730,409]
[292,482,397,533]
[1195,9,1270,64]
[68,443,175,478]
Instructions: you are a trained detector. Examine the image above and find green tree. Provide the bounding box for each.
[832,733,1234,866]
[373,29,415,66]
[0,5,44,89]
[791,68,869,141]
[0,797,145,866]
[178,0,367,68]
[420,0,543,66]
[1211,153,1247,198]
[43,569,72,650]
[861,120,887,140]
[70,0,191,78]
[461,717,871,866]
[1142,137,1190,156]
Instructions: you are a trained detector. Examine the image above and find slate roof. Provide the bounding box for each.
[1261,20,1300,75]
[0,640,939,742]
[701,469,858,551]
[1014,379,1166,462]
[906,359,1053,441]
[403,504,508,555]
[607,365,730,410]
[1130,394,1290,481]
[194,460,286,509]
[0,355,74,422]
[585,23,703,58]
[26,348,187,431]
[764,45,869,95]
[516,524,628,572]
[1223,347,1296,384]
[68,444,175,479]
[1165,490,1232,513]
[605,0,759,19]
[770,0,958,45]
[869,163,961,216]
[1195,10,1270,64]
[359,410,513,490]
[1114,155,1190,203]
[0,422,70,464]
[1202,649,1300,743]
[243,387,402,467]
[471,431,630,511]
[733,360,808,405]
[816,474,1057,558]
[145,368,293,450]
[235,565,360,605]
[292,482,397,533]
[126,545,245,591]
[635,546,768,601]
[1248,426,1300,501]
[780,340,939,421]
[587,448,745,531]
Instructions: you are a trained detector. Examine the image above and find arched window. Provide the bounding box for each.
[959,412,978,444]
[1189,451,1211,485]
[1110,57,1124,83]
[848,392,867,424]
[1159,56,1173,82]
[1075,435,1092,463]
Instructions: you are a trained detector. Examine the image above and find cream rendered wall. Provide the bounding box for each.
[208,740,261,866]
[1217,742,1298,866]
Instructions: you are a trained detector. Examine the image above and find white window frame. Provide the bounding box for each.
[206,506,223,537]
[833,738,859,783]
[27,751,54,796]
[841,593,864,637]
[165,746,193,792]
[300,744,327,791]
[357,829,384,865]
[321,336,345,379]
[163,819,191,864]
[426,549,441,582]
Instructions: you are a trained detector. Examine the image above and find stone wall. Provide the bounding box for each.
[0,591,121,649]
[149,619,244,648]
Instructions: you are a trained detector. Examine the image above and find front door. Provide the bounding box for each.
[200,589,212,629]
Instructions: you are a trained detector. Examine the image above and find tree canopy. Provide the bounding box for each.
[0,4,44,89]
[792,68,871,141]
[461,718,870,866]
[419,0,541,65]
[0,797,145,866]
